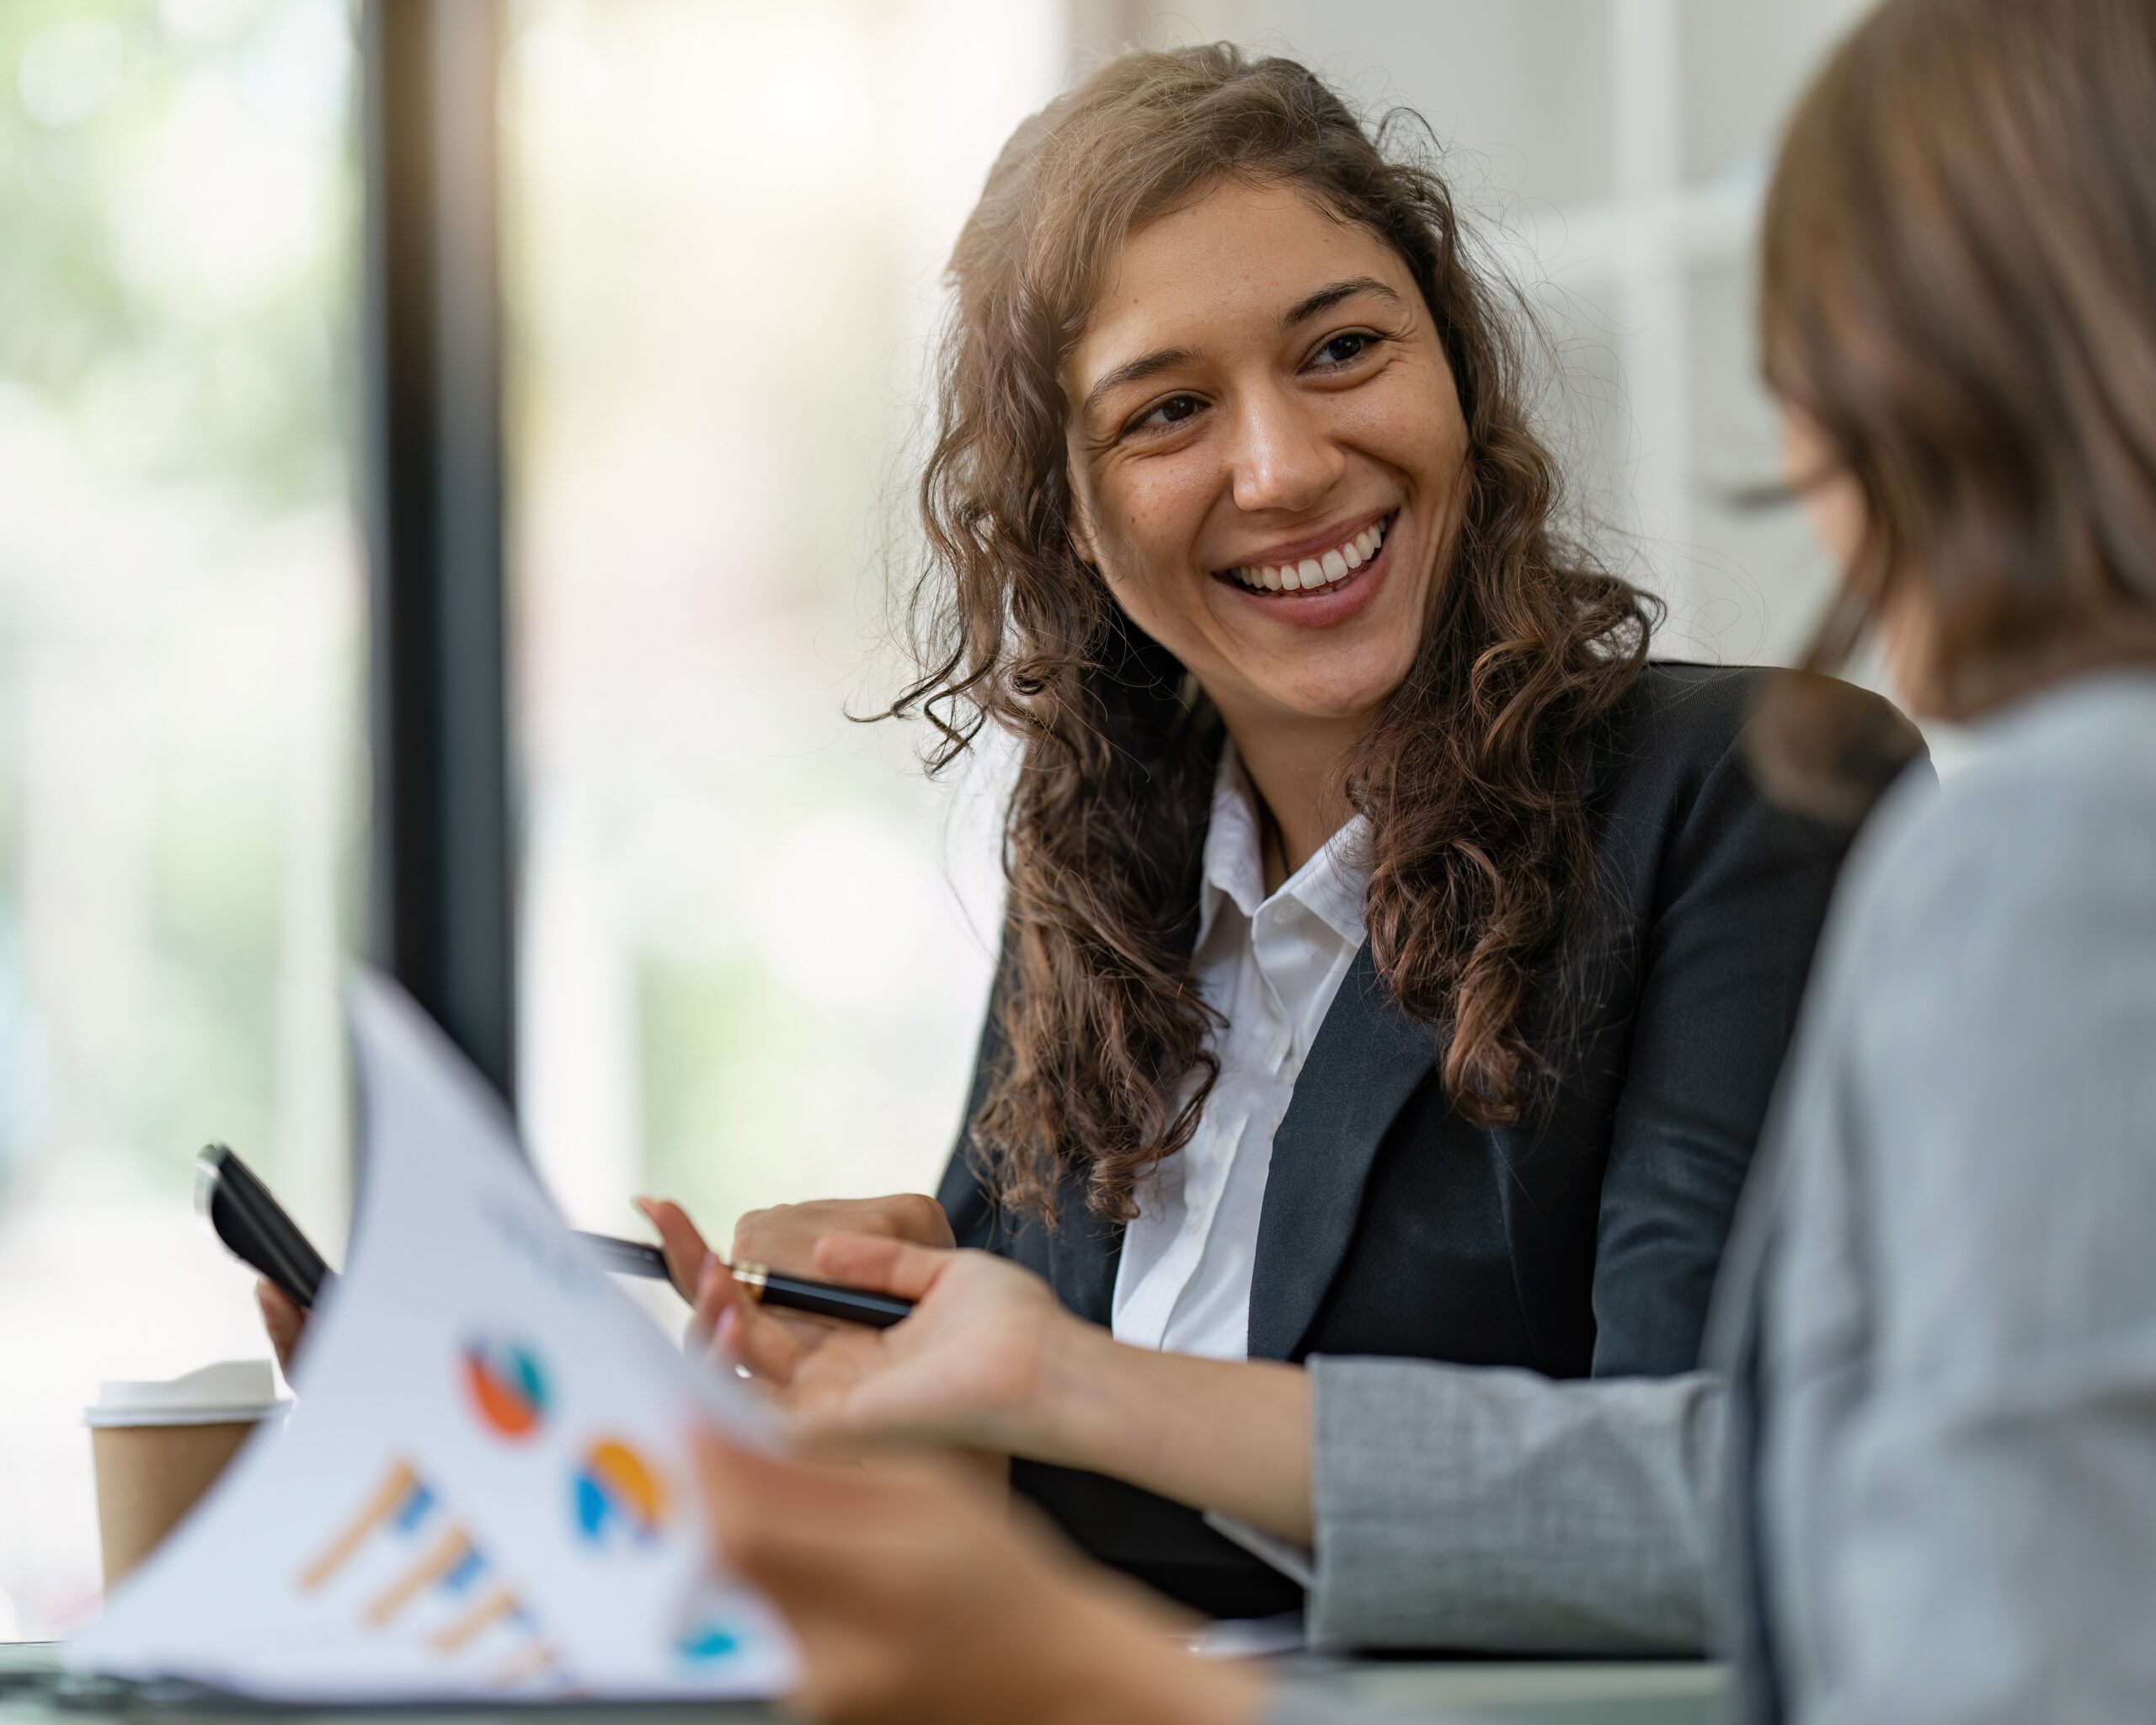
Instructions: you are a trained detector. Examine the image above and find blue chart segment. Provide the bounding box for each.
[392,1478,435,1534]
[677,1622,741,1662]
[440,1546,488,1596]
[571,1440,669,1549]
[672,1581,752,1668]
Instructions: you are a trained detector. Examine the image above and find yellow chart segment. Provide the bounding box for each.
[366,1526,473,1628]
[491,1641,560,1690]
[430,1585,520,1654]
[299,1461,419,1594]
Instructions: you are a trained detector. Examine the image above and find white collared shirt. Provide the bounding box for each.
[1110,744,1369,1360]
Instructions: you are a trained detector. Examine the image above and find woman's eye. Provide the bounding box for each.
[1312,331,1378,368]
[1132,394,1203,434]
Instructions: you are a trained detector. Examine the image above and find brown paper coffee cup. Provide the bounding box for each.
[87,1360,289,1589]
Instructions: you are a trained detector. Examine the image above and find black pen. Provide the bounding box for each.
[577,1232,915,1331]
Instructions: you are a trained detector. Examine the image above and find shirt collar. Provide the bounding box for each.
[1196,741,1369,951]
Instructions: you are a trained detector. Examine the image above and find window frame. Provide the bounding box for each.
[359,0,517,1107]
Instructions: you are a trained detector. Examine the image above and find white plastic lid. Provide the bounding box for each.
[85,1359,290,1428]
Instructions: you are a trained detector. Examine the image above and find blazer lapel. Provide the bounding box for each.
[1247,940,1438,1360]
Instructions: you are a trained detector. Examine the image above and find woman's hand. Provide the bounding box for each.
[638,1194,958,1375]
[257,1280,306,1378]
[695,1434,1262,1725]
[732,1194,955,1274]
[720,1236,1097,1463]
[634,1192,953,1290]
[636,1194,953,1350]
[717,1234,1319,1543]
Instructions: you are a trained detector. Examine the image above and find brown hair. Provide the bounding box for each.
[1762,0,2156,726]
[890,45,1655,1223]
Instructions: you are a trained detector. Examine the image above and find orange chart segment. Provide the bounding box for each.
[462,1339,551,1441]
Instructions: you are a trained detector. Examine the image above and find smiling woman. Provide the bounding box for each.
[642,44,1926,1638]
[909,83,1668,1230]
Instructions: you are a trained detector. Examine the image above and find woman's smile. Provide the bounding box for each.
[1214,508,1397,626]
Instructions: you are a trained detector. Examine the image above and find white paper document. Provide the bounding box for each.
[71,973,796,1702]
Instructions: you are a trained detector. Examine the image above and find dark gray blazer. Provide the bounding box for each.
[939,663,1915,1621]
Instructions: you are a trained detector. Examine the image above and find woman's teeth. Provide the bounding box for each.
[1227,515,1390,593]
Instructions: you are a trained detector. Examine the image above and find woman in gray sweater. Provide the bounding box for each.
[689,0,2156,1720]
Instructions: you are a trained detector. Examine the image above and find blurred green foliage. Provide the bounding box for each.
[0,0,356,505]
[0,0,362,1197]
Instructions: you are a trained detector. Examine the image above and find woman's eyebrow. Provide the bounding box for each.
[1281,275,1403,329]
[1080,345,1197,423]
[1076,277,1401,423]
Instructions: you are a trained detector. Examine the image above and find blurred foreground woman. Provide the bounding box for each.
[1724,0,2156,1715]
[697,0,2156,1720]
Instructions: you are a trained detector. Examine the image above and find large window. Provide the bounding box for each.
[503,0,1054,1236]
[0,0,360,1637]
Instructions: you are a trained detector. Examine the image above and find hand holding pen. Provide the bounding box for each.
[595,1227,915,1332]
[680,1223,1082,1463]
[632,1195,951,1343]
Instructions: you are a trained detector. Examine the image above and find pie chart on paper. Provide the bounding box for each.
[462,1339,551,1441]
[677,1621,741,1662]
[573,1439,669,1547]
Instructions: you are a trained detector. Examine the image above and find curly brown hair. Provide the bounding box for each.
[889,45,1657,1225]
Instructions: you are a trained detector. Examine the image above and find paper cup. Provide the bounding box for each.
[86,1359,290,1589]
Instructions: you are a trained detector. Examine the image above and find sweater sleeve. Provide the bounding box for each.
[1305,1355,1725,1653]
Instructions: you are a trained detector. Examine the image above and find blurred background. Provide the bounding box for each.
[0,0,1878,1637]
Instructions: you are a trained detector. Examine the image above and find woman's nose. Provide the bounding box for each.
[1226,391,1346,516]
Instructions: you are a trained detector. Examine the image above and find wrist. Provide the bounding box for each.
[1027,1311,1142,1472]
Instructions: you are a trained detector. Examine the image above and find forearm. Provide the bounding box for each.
[1033,1326,1315,1543]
